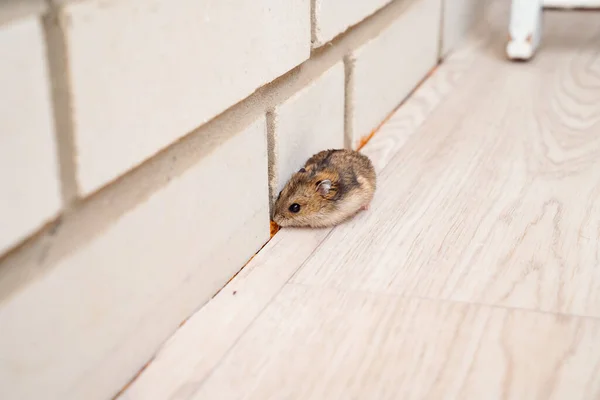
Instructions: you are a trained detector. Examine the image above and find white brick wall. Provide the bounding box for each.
[63,0,310,195]
[348,0,441,148]
[0,118,270,400]
[270,63,345,201]
[0,16,61,254]
[313,0,393,46]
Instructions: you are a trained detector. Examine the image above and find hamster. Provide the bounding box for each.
[272,149,376,228]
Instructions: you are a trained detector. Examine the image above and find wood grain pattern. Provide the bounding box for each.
[293,11,600,317]
[193,285,600,400]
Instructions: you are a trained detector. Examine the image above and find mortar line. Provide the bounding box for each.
[266,110,278,215]
[310,0,318,48]
[343,55,355,150]
[438,0,446,61]
[42,6,80,208]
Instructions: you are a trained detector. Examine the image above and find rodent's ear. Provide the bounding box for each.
[316,179,332,196]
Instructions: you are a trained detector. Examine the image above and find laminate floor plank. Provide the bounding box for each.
[193,285,600,400]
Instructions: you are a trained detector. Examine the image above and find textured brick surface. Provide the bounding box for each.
[62,0,310,195]
[270,63,345,201]
[0,16,61,254]
[0,0,47,26]
[349,0,441,148]
[441,0,488,57]
[312,0,392,47]
[0,118,270,400]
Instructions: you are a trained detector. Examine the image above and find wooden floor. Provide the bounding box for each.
[121,10,600,400]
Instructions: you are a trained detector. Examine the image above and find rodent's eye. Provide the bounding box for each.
[289,203,300,213]
[298,168,306,173]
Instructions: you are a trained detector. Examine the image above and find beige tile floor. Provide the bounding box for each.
[121,10,600,400]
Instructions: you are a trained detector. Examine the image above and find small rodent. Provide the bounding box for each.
[272,149,376,228]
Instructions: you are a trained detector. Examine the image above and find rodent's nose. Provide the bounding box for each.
[272,214,284,226]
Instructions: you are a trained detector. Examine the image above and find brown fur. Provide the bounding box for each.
[272,149,376,228]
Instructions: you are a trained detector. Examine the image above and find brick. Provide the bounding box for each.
[0,118,270,400]
[0,16,61,254]
[441,0,488,57]
[348,0,441,148]
[0,0,47,26]
[312,0,392,47]
[270,62,345,202]
[61,0,310,195]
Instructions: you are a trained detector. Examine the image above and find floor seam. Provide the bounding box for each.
[286,281,600,322]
